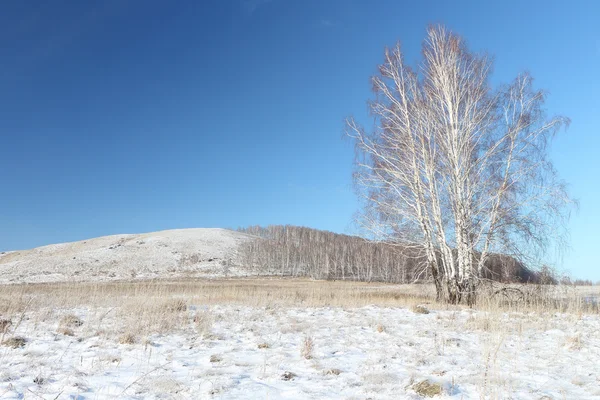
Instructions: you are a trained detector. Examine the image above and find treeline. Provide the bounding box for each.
[237,225,539,284]
[559,277,596,286]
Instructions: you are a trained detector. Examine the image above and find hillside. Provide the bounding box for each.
[0,225,541,285]
[0,228,254,284]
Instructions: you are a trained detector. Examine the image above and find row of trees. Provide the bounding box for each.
[238,225,422,282]
[237,225,540,284]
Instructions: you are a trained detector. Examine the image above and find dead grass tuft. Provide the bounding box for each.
[119,332,136,344]
[412,305,430,314]
[0,319,11,333]
[412,380,442,397]
[60,314,83,327]
[566,333,582,350]
[301,336,314,360]
[57,327,75,336]
[2,336,26,348]
[163,299,187,312]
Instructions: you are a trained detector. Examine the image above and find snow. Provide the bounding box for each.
[1,229,598,397]
[0,228,254,284]
[1,305,599,399]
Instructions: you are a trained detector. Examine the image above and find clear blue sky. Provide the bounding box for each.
[0,1,598,280]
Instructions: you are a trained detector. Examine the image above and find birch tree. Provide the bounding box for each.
[347,25,573,304]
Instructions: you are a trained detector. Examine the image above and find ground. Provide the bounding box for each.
[0,280,598,399]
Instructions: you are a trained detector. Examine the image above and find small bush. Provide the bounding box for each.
[119,333,136,344]
[412,305,430,314]
[412,380,442,397]
[2,336,26,349]
[57,327,75,336]
[0,319,11,333]
[60,314,83,328]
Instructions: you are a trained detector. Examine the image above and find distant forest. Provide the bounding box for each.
[237,225,547,284]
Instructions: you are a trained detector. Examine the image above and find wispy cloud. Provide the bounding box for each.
[319,18,340,28]
[242,0,274,15]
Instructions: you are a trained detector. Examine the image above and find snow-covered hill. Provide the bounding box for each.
[0,228,255,284]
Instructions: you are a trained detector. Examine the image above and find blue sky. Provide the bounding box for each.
[0,1,598,280]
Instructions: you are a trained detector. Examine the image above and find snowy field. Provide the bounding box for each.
[1,280,599,399]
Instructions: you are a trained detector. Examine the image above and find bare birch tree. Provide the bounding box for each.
[347,25,574,304]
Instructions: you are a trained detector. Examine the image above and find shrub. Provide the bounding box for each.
[0,319,11,333]
[412,380,442,397]
[57,327,75,336]
[412,305,430,314]
[119,333,136,344]
[2,336,26,349]
[60,314,83,328]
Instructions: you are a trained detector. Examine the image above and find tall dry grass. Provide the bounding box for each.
[0,278,435,315]
[0,278,597,340]
[0,278,432,340]
[0,278,597,314]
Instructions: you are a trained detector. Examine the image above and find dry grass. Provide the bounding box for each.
[0,278,436,314]
[412,380,443,397]
[60,314,83,327]
[301,336,314,360]
[57,327,75,336]
[119,332,136,344]
[0,277,597,398]
[0,319,11,334]
[412,305,430,314]
[566,332,582,350]
[0,278,596,342]
[2,336,26,348]
[1,278,595,315]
